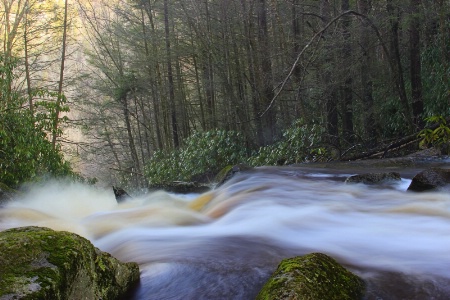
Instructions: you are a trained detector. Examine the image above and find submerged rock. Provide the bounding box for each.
[345,172,401,185]
[407,168,450,192]
[256,253,365,300]
[0,226,140,299]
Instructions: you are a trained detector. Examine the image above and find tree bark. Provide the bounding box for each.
[358,0,376,147]
[202,0,216,129]
[23,0,33,114]
[321,0,340,148]
[257,0,277,145]
[341,0,354,143]
[121,92,141,184]
[386,0,413,131]
[142,1,164,150]
[291,0,306,121]
[437,0,449,108]
[163,0,179,148]
[410,0,423,129]
[52,0,68,149]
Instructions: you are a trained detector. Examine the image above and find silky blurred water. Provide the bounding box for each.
[1,167,450,299]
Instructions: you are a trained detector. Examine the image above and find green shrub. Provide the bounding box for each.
[144,150,184,184]
[248,119,328,166]
[145,121,329,185]
[144,130,247,185]
[0,55,74,188]
[418,116,450,154]
[180,130,247,177]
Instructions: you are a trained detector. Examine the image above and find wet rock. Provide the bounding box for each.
[112,186,132,203]
[149,181,211,194]
[407,168,450,192]
[0,226,140,299]
[256,253,365,300]
[214,164,253,188]
[345,172,401,185]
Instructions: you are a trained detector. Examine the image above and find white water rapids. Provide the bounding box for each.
[1,166,450,299]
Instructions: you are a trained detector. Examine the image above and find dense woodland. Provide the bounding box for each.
[0,0,449,189]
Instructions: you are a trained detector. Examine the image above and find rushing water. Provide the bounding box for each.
[1,166,450,299]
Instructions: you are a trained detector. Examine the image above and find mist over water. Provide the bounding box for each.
[1,168,450,299]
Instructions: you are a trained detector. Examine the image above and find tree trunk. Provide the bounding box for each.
[291,0,306,121]
[386,0,413,131]
[121,93,141,184]
[358,0,376,147]
[23,0,33,114]
[240,0,261,146]
[193,53,206,130]
[410,0,423,129]
[341,0,354,143]
[321,0,340,148]
[2,0,26,105]
[201,0,216,130]
[163,0,179,148]
[257,0,277,145]
[52,0,68,149]
[437,0,449,107]
[142,2,164,150]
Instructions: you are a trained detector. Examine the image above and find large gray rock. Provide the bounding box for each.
[0,226,140,299]
[256,253,365,300]
[407,168,450,192]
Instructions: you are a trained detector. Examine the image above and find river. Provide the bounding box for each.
[1,165,450,299]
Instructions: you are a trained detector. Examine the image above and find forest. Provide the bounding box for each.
[0,0,449,190]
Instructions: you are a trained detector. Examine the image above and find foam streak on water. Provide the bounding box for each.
[1,172,450,299]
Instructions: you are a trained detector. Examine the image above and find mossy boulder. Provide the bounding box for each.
[0,226,140,299]
[256,253,365,300]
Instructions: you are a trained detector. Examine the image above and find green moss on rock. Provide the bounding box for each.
[0,226,140,299]
[256,253,365,300]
